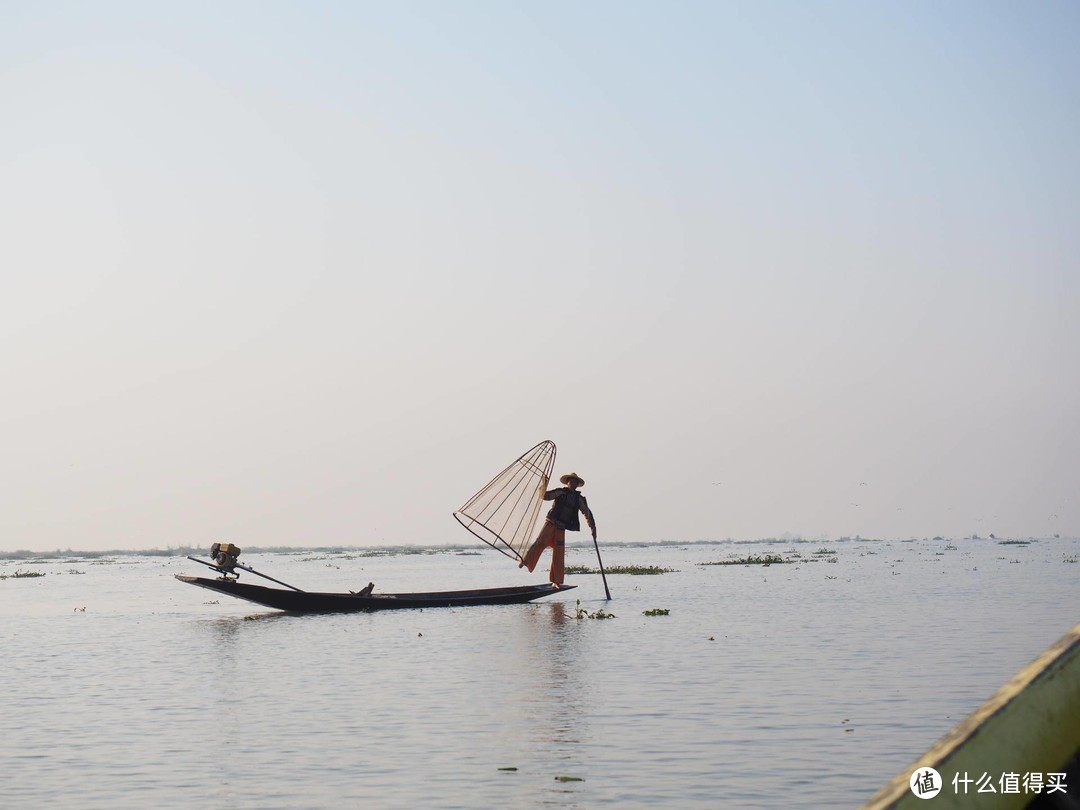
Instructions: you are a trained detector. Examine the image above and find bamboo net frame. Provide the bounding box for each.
[453,440,557,563]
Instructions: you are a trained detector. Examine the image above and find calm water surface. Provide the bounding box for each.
[1,537,1077,809]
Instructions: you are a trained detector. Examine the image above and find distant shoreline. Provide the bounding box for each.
[1,534,1073,561]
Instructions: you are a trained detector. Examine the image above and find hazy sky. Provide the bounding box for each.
[2,2,1077,551]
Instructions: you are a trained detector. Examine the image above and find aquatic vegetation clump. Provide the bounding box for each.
[566,564,674,575]
[574,600,615,620]
[564,564,594,575]
[643,608,670,616]
[609,565,674,575]
[0,569,47,580]
[700,554,787,566]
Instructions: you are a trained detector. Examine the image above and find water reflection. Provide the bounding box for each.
[509,602,592,806]
[522,602,585,744]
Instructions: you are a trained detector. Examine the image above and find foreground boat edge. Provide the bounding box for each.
[862,619,1080,809]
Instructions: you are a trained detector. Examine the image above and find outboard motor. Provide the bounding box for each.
[210,542,241,575]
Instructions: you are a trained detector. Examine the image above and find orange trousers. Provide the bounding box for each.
[522,521,565,586]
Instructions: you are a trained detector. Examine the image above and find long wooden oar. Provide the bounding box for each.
[187,556,305,592]
[592,534,612,600]
[236,562,305,592]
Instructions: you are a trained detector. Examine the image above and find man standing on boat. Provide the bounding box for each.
[521,472,596,587]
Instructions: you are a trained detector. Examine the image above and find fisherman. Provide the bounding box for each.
[521,472,596,587]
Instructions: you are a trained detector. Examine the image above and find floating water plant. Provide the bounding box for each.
[564,565,595,575]
[700,554,787,566]
[567,564,674,575]
[643,608,669,616]
[555,776,585,782]
[574,600,616,620]
[611,565,673,575]
[0,569,47,580]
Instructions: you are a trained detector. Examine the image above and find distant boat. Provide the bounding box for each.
[176,441,579,613]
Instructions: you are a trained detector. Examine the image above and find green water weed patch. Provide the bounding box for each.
[700,554,787,566]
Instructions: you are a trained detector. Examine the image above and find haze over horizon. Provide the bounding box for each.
[2,3,1077,553]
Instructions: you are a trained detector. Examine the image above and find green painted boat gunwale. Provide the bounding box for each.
[863,620,1080,809]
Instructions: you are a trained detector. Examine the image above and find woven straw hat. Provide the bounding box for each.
[559,472,585,486]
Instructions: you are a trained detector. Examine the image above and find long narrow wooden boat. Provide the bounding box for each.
[175,574,573,613]
[176,441,605,615]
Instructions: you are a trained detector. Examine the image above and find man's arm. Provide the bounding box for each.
[580,496,597,539]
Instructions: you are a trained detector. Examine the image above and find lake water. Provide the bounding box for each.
[1,536,1077,809]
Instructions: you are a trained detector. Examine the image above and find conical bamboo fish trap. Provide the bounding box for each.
[453,440,557,563]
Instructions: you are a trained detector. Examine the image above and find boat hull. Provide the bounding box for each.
[175,575,574,613]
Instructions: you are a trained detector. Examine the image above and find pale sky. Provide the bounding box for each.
[2,2,1077,551]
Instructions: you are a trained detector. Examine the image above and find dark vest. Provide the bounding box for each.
[547,488,583,531]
